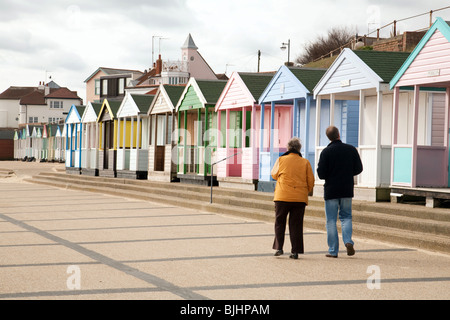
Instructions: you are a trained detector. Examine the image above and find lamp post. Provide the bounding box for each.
[280,39,291,65]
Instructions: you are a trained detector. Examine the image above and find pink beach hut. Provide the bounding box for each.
[214,72,274,190]
[389,17,450,206]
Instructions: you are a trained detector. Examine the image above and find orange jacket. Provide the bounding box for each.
[271,152,315,204]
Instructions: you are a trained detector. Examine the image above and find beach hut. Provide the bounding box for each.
[55,125,65,162]
[147,84,185,182]
[45,124,58,162]
[116,93,154,179]
[80,101,102,176]
[175,78,227,185]
[31,126,42,161]
[97,99,122,177]
[313,48,411,201]
[258,66,326,192]
[214,72,274,190]
[389,17,450,206]
[40,124,48,161]
[65,105,85,174]
[19,127,27,160]
[13,130,19,160]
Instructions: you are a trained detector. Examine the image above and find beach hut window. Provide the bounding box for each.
[150,115,156,146]
[166,114,173,145]
[156,115,166,146]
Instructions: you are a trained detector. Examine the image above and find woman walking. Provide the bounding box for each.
[271,137,315,259]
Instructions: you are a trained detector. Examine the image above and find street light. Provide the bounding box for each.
[280,39,291,65]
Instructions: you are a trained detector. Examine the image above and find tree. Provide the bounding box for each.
[296,26,356,65]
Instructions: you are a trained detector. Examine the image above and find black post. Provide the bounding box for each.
[209,152,241,204]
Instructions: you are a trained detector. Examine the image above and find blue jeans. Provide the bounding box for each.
[324,198,354,256]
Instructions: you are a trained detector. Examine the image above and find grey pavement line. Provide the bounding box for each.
[2,276,450,299]
[0,248,416,269]
[0,287,164,299]
[0,233,284,248]
[0,212,214,222]
[25,221,266,232]
[187,276,450,291]
[0,195,102,201]
[0,212,208,300]
[0,200,142,209]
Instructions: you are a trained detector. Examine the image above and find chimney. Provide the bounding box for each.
[156,54,162,75]
[44,83,50,95]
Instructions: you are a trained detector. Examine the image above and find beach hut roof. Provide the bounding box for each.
[390,17,450,89]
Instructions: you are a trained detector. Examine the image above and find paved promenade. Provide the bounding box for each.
[0,161,449,302]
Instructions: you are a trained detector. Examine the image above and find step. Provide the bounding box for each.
[36,171,450,219]
[25,176,450,254]
[0,169,14,178]
[33,171,450,221]
[31,174,450,237]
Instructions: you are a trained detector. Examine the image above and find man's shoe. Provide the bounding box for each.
[274,250,283,256]
[289,253,298,259]
[345,243,355,256]
[325,254,338,258]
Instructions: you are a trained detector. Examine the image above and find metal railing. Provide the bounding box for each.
[311,5,450,63]
[209,151,242,204]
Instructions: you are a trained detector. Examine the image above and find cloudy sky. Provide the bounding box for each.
[1,0,449,102]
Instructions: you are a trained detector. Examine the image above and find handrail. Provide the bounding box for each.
[210,151,242,203]
[310,5,450,63]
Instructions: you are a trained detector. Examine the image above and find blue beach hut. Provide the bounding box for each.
[65,104,85,174]
[257,66,340,192]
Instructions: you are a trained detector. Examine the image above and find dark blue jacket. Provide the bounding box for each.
[316,140,363,200]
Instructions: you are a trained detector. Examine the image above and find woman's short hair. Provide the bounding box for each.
[287,137,302,152]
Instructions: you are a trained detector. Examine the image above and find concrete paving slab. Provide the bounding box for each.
[0,161,449,303]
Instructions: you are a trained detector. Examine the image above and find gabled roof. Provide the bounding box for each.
[390,17,450,89]
[117,92,155,117]
[313,48,409,97]
[164,85,186,106]
[353,50,410,83]
[65,105,85,124]
[84,67,144,83]
[81,101,102,123]
[239,72,275,100]
[288,67,327,92]
[259,66,326,103]
[45,87,81,100]
[148,84,185,115]
[196,79,227,105]
[19,90,46,105]
[0,86,36,100]
[175,78,227,111]
[215,72,274,111]
[97,99,122,122]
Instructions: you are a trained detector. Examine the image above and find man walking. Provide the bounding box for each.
[317,126,363,258]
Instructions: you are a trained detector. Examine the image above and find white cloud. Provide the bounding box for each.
[1,0,450,104]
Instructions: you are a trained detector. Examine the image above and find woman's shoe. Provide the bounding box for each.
[274,250,283,256]
[289,253,298,259]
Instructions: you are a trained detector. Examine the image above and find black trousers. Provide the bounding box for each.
[273,201,306,254]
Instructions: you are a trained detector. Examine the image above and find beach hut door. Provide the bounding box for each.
[155,115,166,171]
[103,121,113,169]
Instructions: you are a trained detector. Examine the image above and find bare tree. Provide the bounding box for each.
[296,26,356,65]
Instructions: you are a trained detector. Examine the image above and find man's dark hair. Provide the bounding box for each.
[326,126,340,141]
